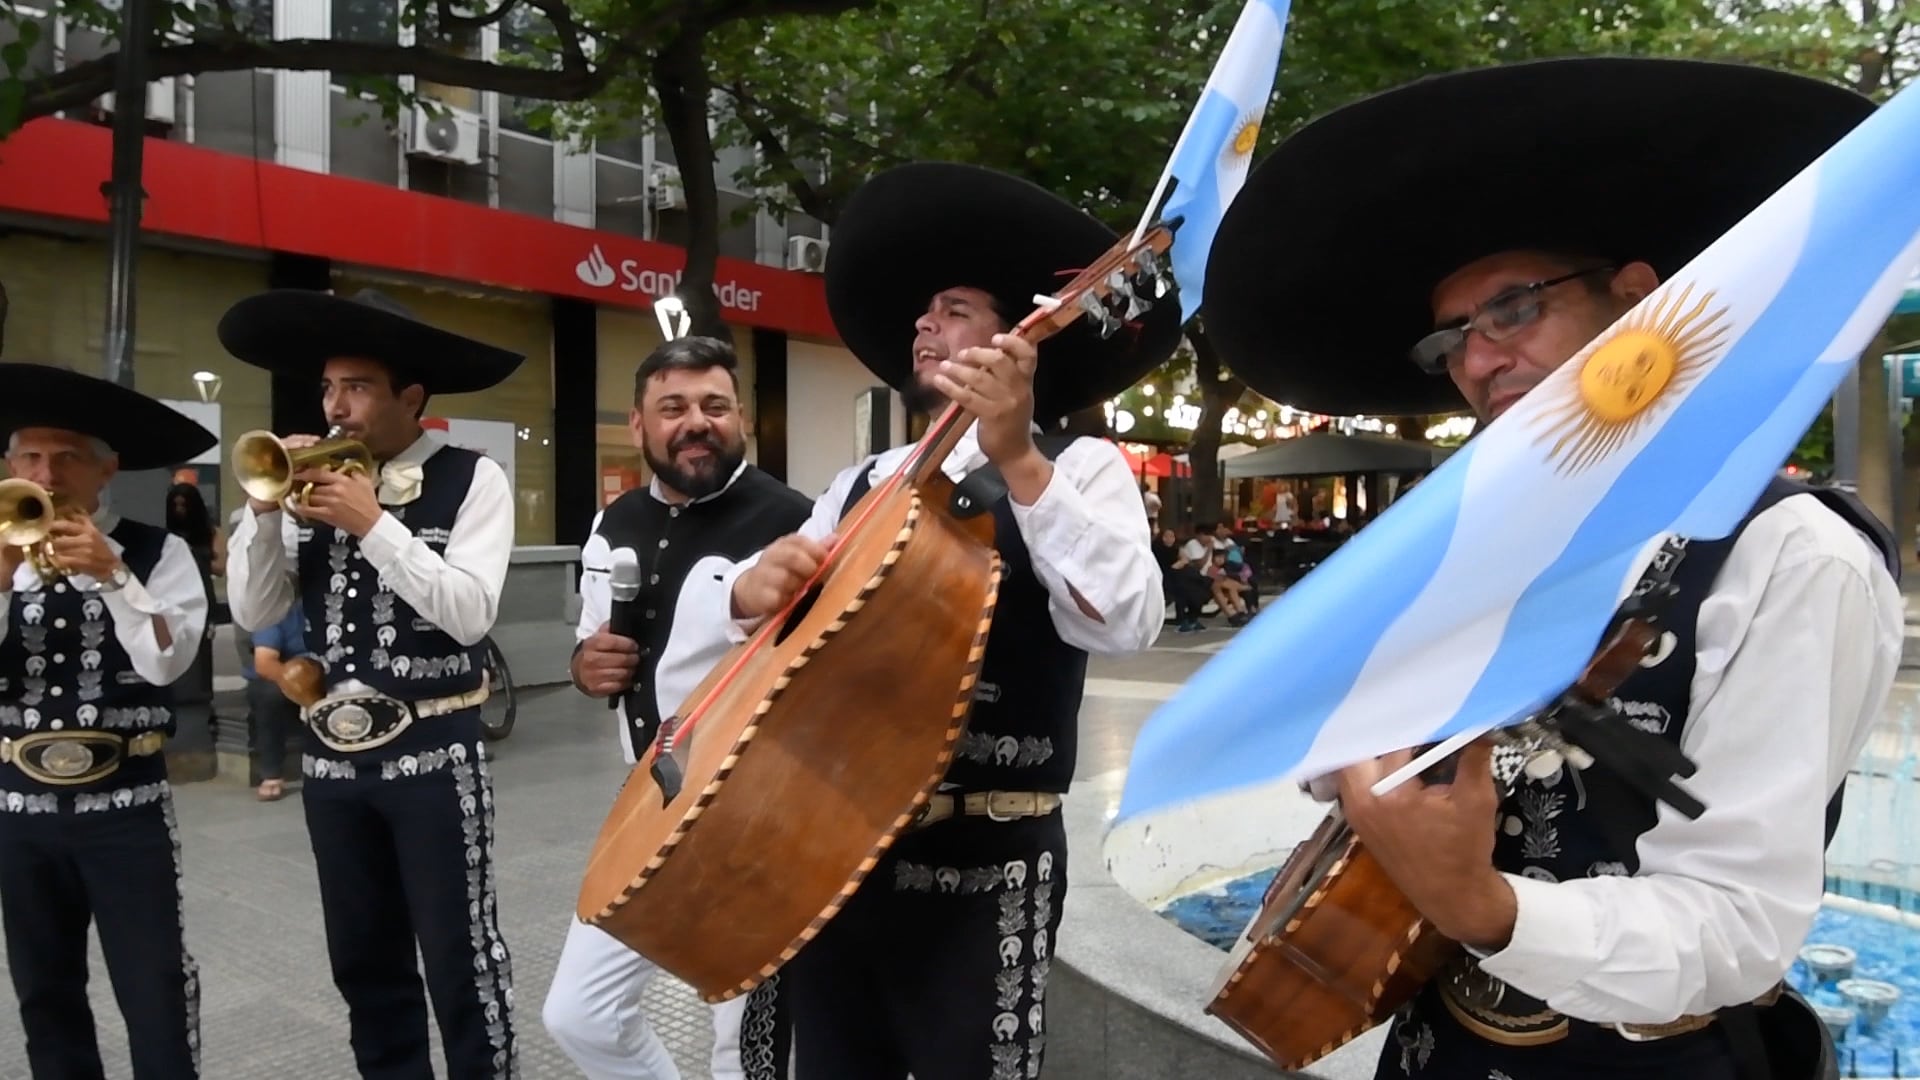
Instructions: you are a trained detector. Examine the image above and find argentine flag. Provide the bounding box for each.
[1151,0,1290,324]
[1113,76,1920,830]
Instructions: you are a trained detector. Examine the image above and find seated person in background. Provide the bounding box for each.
[1209,547,1252,627]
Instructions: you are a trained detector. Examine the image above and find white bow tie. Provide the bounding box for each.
[377,461,425,506]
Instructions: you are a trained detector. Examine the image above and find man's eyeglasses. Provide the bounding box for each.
[1408,266,1616,376]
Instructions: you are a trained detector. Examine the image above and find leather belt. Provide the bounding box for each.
[1439,954,1783,1046]
[909,790,1061,830]
[303,677,490,755]
[0,730,167,786]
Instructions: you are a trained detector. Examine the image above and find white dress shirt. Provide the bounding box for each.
[0,507,208,688]
[1467,493,1903,1024]
[722,422,1165,656]
[575,467,757,765]
[226,430,515,696]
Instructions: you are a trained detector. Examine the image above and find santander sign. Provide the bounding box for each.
[574,244,765,314]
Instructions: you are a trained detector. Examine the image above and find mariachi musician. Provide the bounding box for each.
[1200,57,1904,1079]
[544,334,812,1080]
[0,361,215,1079]
[716,163,1180,1079]
[220,289,524,1079]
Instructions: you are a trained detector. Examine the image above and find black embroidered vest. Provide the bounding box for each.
[0,517,180,801]
[838,437,1088,795]
[590,466,813,759]
[1492,479,1896,884]
[297,445,485,701]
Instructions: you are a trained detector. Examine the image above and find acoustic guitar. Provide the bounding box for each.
[574,222,1182,1001]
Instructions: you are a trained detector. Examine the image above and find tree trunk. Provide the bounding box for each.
[1188,328,1243,523]
[652,33,730,342]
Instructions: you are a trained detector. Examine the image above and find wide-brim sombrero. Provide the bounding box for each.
[217,288,525,395]
[1202,56,1876,417]
[826,162,1185,422]
[0,362,218,470]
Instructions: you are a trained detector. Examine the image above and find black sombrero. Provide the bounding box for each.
[0,362,217,470]
[1202,57,1876,417]
[825,162,1184,422]
[217,288,525,395]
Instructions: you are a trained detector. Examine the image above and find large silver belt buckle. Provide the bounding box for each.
[326,705,375,743]
[39,739,94,780]
[1,732,122,786]
[307,694,412,754]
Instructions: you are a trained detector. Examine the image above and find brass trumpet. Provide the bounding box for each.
[232,426,374,512]
[0,476,70,581]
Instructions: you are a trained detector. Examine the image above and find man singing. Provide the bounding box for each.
[544,335,811,1080]
[722,163,1178,1079]
[0,361,215,1079]
[221,288,523,1079]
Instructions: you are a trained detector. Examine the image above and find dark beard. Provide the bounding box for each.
[900,377,947,417]
[643,430,745,500]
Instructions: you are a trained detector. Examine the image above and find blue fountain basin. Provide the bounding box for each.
[1160,873,1919,1076]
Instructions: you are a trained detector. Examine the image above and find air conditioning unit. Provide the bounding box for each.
[98,77,177,126]
[407,102,483,166]
[651,163,685,210]
[786,235,829,273]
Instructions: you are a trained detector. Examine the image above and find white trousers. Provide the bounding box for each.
[542,918,753,1080]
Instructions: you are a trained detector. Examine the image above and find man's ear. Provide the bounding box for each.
[1611,261,1661,307]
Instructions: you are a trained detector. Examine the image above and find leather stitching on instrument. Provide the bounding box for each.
[1216,833,1437,1067]
[584,497,1005,1002]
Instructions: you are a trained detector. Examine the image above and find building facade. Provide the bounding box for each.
[0,0,908,547]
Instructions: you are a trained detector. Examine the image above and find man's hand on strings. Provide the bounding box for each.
[938,333,1041,468]
[731,534,831,621]
[1337,738,1518,951]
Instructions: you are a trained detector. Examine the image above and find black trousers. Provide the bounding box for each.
[786,812,1067,1080]
[1161,567,1209,622]
[1375,985,1742,1080]
[0,789,200,1079]
[302,728,515,1079]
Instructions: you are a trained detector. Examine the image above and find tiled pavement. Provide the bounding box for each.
[0,635,1224,1080]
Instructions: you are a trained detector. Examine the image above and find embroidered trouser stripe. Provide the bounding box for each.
[787,813,1066,1080]
[0,789,201,1078]
[304,739,517,1079]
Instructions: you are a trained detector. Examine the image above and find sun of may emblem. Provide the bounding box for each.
[1231,117,1260,156]
[1532,282,1730,476]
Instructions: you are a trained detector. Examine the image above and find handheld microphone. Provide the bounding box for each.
[607,548,650,737]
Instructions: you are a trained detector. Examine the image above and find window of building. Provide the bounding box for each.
[498,3,559,138]
[331,0,397,43]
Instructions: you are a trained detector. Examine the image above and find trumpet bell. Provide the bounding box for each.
[0,477,57,547]
[231,430,374,504]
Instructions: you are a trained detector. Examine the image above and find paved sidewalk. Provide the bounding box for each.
[0,638,1222,1080]
[0,686,710,1080]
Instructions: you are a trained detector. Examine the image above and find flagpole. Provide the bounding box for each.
[1131,99,1202,246]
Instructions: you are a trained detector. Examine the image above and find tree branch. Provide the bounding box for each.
[724,79,838,221]
[20,36,609,122]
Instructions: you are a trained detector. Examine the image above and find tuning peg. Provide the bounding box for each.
[1106,271,1150,320]
[1078,291,1121,337]
[1131,248,1173,299]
